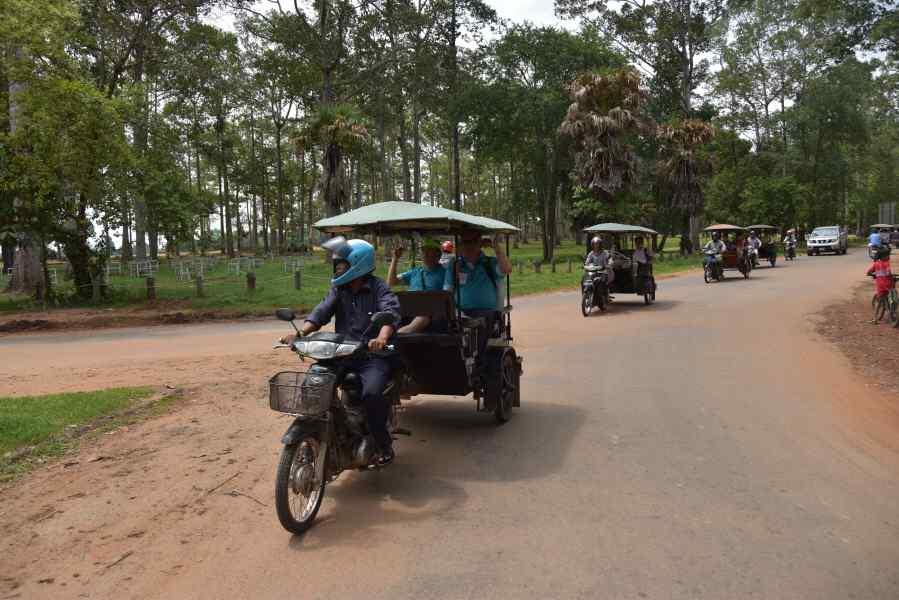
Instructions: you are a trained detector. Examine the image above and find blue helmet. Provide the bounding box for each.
[322,236,375,287]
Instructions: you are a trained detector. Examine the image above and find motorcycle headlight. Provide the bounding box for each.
[305,341,338,360]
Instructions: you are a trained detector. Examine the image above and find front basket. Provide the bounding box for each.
[268,371,334,415]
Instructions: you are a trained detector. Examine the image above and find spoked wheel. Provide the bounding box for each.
[487,350,518,424]
[581,291,592,317]
[890,290,899,326]
[275,434,325,535]
[704,266,711,284]
[644,281,656,305]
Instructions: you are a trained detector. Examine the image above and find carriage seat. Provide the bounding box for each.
[395,290,456,323]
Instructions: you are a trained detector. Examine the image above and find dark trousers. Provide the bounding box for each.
[346,357,393,452]
[462,309,498,366]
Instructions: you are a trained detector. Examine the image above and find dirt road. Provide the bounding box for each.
[2,251,899,599]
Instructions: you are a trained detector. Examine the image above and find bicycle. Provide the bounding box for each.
[871,275,899,326]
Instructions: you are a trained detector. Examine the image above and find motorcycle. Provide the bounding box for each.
[581,265,609,316]
[703,251,724,283]
[784,242,796,261]
[748,245,760,268]
[270,309,405,534]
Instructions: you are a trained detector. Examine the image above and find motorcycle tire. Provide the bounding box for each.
[275,434,326,535]
[770,257,776,267]
[597,292,608,312]
[581,291,592,317]
[704,267,711,284]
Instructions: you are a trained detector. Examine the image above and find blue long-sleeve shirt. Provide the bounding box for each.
[305,275,401,340]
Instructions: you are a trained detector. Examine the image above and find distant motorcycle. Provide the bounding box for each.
[703,251,724,283]
[784,242,796,261]
[581,266,609,316]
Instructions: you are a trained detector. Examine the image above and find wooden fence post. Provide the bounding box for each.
[247,271,256,293]
[294,270,302,290]
[551,259,557,273]
[533,260,541,274]
[146,277,156,301]
[517,260,523,276]
[196,275,205,298]
[567,258,572,273]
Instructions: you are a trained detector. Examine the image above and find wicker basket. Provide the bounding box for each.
[268,371,335,415]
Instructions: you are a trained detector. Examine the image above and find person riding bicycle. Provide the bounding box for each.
[284,237,401,466]
[868,245,894,322]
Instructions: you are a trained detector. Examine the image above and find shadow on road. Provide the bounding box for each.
[286,401,584,550]
[584,299,682,316]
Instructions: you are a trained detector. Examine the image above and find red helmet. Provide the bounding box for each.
[441,240,454,253]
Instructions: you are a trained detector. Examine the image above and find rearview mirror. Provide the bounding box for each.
[370,311,396,329]
[275,308,296,322]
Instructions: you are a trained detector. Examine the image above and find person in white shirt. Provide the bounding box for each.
[632,236,653,266]
[585,237,614,284]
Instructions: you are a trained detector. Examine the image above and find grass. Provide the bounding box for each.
[0,386,157,481]
[0,240,701,317]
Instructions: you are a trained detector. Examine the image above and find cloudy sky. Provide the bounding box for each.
[209,0,568,31]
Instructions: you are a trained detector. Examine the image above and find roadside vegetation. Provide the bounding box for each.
[0,387,173,482]
[0,240,702,317]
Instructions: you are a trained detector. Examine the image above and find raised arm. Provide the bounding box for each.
[387,246,404,287]
[493,236,513,275]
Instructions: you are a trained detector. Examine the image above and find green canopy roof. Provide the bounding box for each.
[704,223,746,232]
[583,222,659,235]
[314,201,519,234]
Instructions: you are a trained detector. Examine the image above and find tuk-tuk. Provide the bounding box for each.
[581,223,658,316]
[314,201,523,423]
[746,224,779,267]
[703,224,751,280]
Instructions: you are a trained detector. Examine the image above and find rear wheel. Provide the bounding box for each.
[890,290,899,326]
[596,291,608,312]
[275,434,325,535]
[488,350,517,424]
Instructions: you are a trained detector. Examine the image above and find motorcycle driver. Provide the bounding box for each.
[703,232,726,272]
[283,237,402,466]
[585,237,614,284]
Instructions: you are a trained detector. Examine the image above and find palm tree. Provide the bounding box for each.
[559,68,651,204]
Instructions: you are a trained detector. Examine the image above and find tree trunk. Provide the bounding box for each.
[7,46,41,295]
[398,114,413,202]
[1,236,14,274]
[275,121,286,253]
[132,38,149,260]
[413,110,422,203]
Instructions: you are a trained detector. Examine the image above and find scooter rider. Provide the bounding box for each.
[703,232,726,273]
[585,237,614,284]
[282,238,401,466]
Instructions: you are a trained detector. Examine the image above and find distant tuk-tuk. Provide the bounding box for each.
[581,223,658,316]
[703,224,751,280]
[746,224,779,267]
[314,201,523,423]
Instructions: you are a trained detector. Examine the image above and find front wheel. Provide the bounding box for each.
[581,290,592,317]
[275,435,326,535]
[704,266,711,284]
[873,294,886,323]
[890,290,899,326]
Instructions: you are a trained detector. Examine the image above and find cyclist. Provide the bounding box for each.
[867,245,894,323]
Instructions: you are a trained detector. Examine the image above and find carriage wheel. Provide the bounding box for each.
[487,350,517,424]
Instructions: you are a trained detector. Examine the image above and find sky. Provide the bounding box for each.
[209,0,568,32]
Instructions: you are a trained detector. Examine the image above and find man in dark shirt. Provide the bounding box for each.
[292,238,401,465]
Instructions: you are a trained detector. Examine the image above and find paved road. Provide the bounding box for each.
[3,250,899,599]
